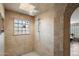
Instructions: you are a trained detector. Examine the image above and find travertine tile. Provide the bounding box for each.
[5,10,35,56]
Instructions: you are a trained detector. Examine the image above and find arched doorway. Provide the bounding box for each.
[63,4,79,56]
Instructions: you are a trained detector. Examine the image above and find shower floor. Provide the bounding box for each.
[22,51,40,56]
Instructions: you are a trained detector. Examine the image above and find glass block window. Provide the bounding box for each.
[14,19,30,35]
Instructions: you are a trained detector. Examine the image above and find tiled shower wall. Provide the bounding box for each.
[4,10,35,56]
[35,9,54,56]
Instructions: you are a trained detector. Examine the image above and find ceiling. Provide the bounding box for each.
[4,3,54,16]
[71,7,79,24]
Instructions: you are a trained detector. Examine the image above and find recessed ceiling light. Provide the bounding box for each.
[19,3,35,11]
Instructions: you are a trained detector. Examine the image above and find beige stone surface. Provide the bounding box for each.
[4,10,35,56]
[54,4,67,56]
[35,9,54,56]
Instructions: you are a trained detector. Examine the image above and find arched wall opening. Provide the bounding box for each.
[63,4,79,56]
